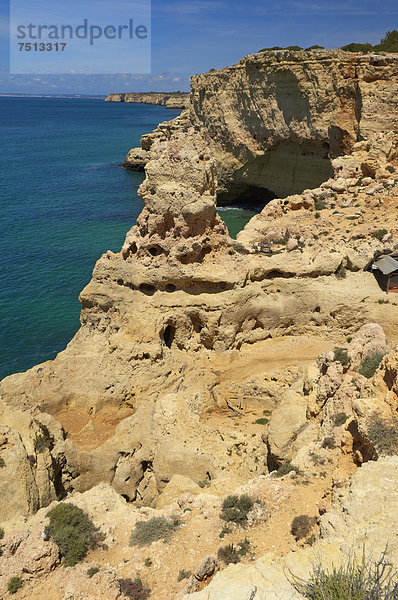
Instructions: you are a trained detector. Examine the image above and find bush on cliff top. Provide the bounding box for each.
[291,549,398,600]
[358,352,385,378]
[8,577,23,594]
[119,577,151,600]
[341,30,398,53]
[130,516,181,547]
[367,415,398,456]
[291,515,317,541]
[220,494,254,524]
[259,31,398,55]
[45,503,104,566]
[333,347,350,366]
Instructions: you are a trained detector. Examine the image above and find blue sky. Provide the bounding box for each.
[0,0,397,94]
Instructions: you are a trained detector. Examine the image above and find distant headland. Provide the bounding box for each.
[105,91,189,109]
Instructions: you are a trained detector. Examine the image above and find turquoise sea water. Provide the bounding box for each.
[216,207,258,239]
[0,98,180,380]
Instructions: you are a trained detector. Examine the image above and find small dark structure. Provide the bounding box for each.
[372,253,398,293]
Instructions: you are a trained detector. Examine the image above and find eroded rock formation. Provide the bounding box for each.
[1,50,398,531]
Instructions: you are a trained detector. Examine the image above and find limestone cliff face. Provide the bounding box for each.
[105,92,189,109]
[190,52,398,199]
[1,50,398,523]
[125,50,397,196]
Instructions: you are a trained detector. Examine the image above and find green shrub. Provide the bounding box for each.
[291,515,317,541]
[198,479,211,488]
[177,569,191,581]
[372,228,388,241]
[367,415,398,455]
[34,435,49,453]
[237,538,251,556]
[340,42,373,53]
[144,557,152,567]
[314,199,327,210]
[130,516,180,547]
[333,412,348,427]
[358,352,385,378]
[259,46,284,52]
[254,418,269,425]
[275,461,296,477]
[306,45,325,50]
[231,242,249,254]
[118,578,150,600]
[314,212,321,219]
[0,457,5,468]
[8,577,23,594]
[220,495,254,524]
[386,165,395,173]
[87,566,99,578]
[375,30,398,52]
[291,549,398,600]
[322,437,336,450]
[218,543,241,565]
[45,503,104,567]
[333,347,350,366]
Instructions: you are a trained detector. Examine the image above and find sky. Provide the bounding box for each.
[0,0,397,95]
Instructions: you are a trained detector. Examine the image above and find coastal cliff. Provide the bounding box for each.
[105,91,189,109]
[1,49,398,600]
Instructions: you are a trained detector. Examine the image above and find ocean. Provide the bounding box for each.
[0,97,254,381]
[0,97,180,380]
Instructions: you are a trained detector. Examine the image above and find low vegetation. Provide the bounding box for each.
[314,199,327,210]
[291,515,317,541]
[341,30,398,53]
[177,569,191,581]
[259,31,398,55]
[358,352,385,378]
[118,578,151,600]
[0,526,4,539]
[367,415,398,456]
[34,434,49,453]
[322,437,336,450]
[87,566,100,578]
[130,516,181,547]
[259,45,304,52]
[291,549,398,600]
[333,347,350,366]
[220,494,254,524]
[254,417,269,425]
[372,228,388,241]
[45,503,104,567]
[333,412,349,427]
[8,577,23,595]
[0,457,5,468]
[275,460,299,477]
[218,543,241,565]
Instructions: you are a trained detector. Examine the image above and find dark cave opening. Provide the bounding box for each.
[217,184,277,209]
[215,144,334,238]
[216,184,277,240]
[163,324,176,348]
